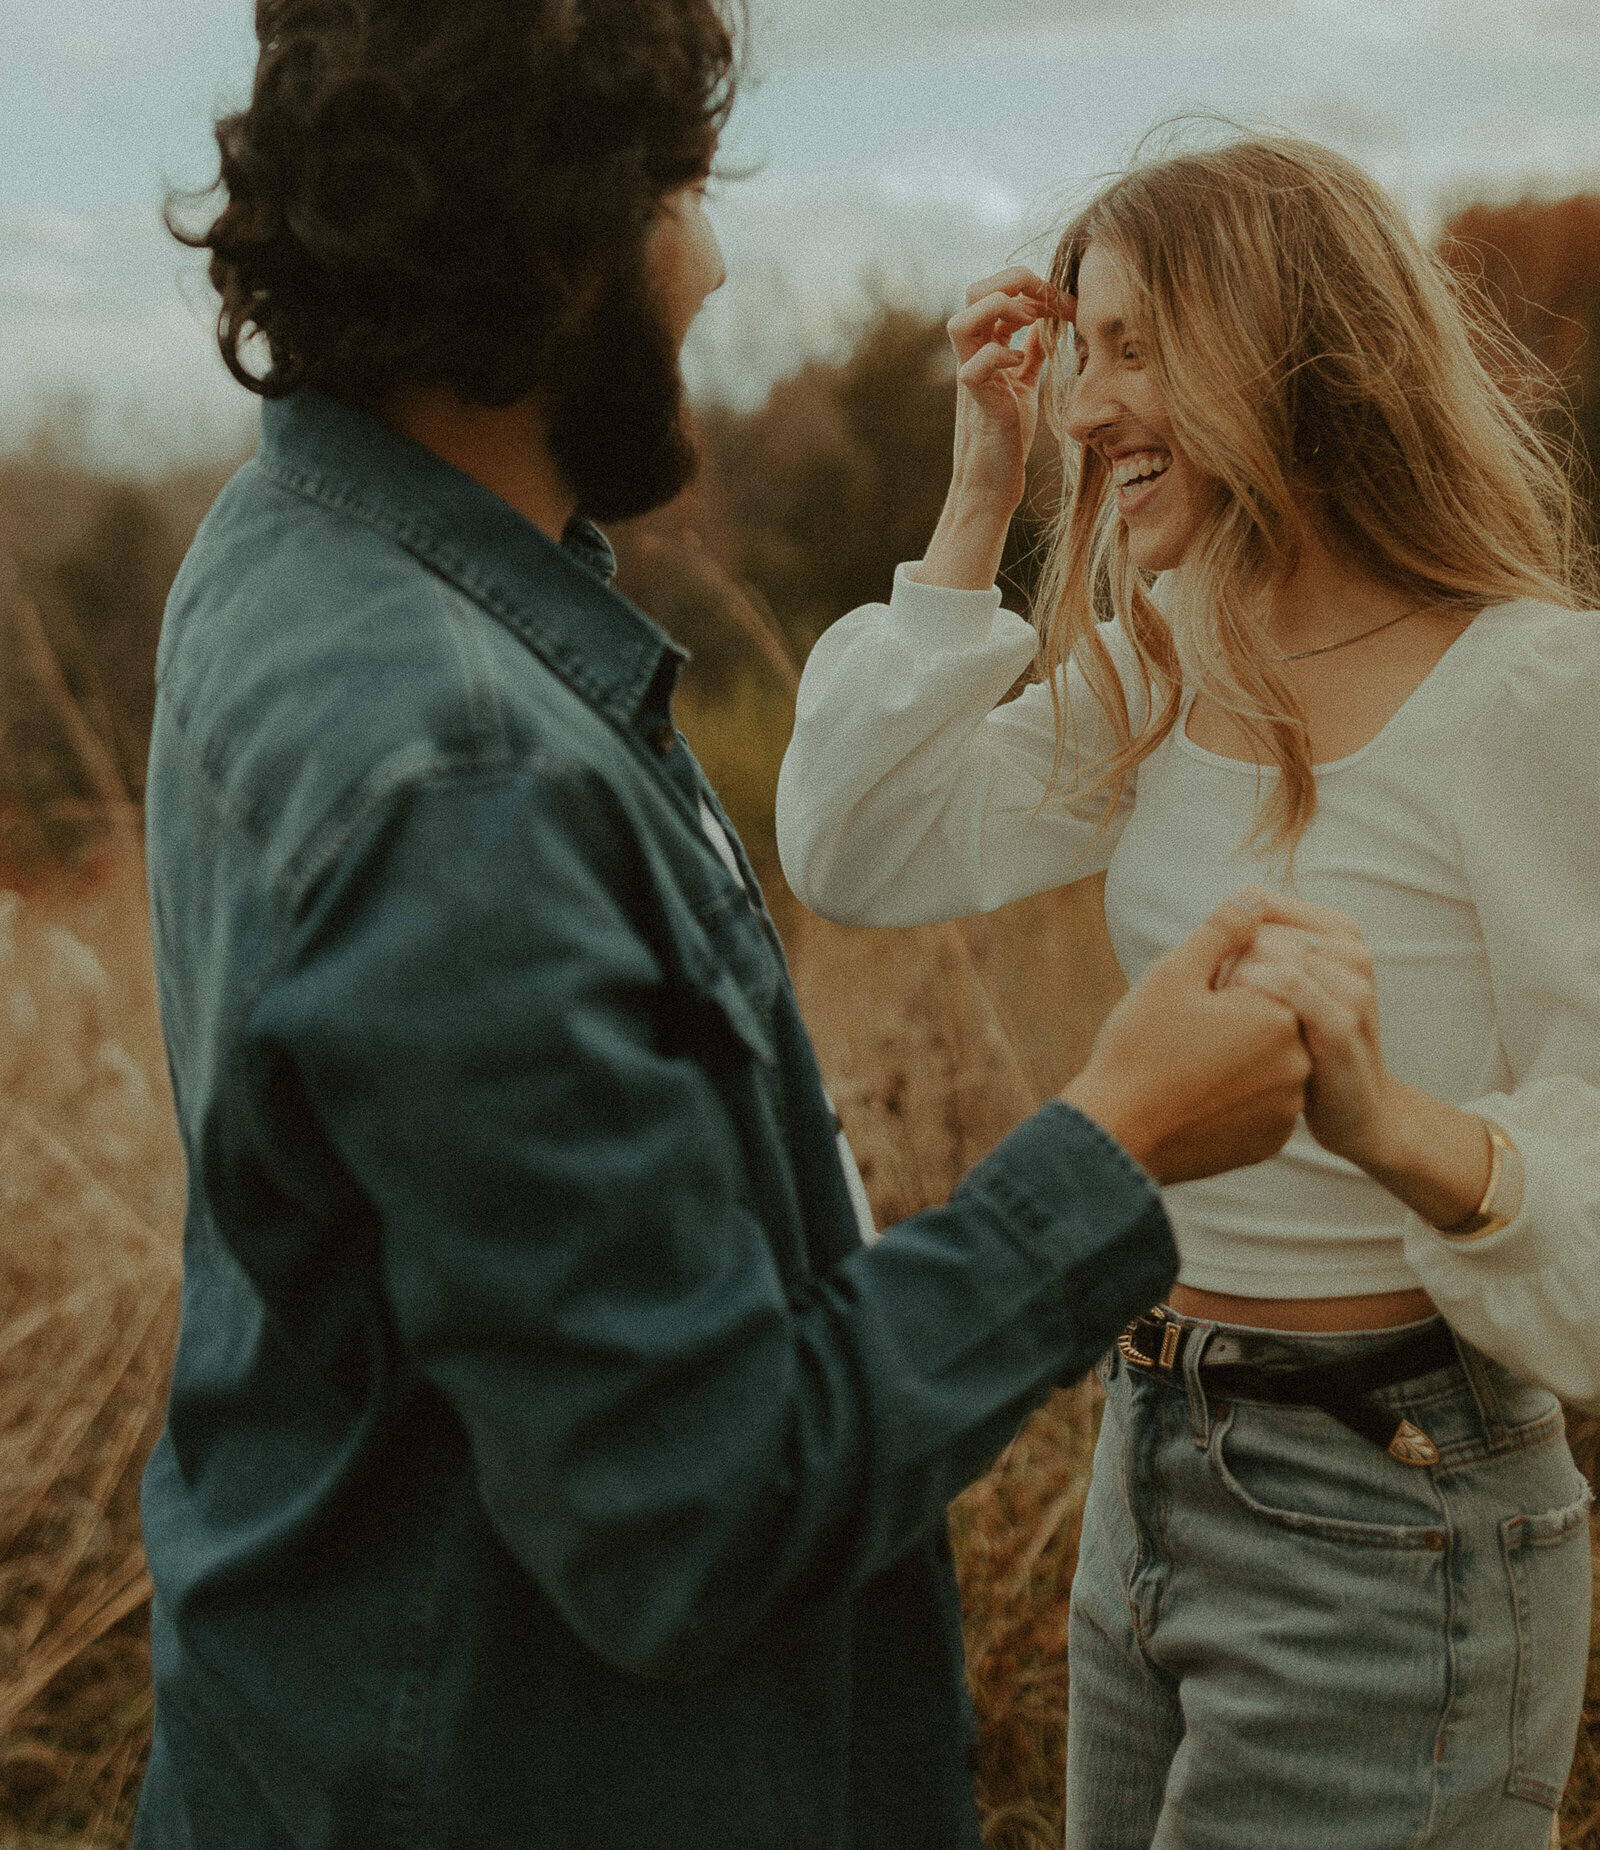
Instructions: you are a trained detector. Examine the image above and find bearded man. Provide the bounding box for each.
[135,4,1310,1846]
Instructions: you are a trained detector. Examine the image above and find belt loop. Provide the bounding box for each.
[1448,1326,1508,1446]
[1181,1318,1219,1445]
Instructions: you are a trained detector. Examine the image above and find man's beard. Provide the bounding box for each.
[542,263,698,524]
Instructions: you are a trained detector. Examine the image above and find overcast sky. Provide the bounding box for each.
[4,0,1600,468]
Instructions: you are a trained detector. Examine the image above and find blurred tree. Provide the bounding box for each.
[693,310,958,662]
[691,307,1053,668]
[1442,195,1600,540]
[607,492,803,883]
[49,488,182,799]
[609,500,796,700]
[0,460,232,806]
[0,555,135,878]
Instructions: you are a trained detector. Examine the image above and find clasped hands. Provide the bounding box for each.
[1063,884,1410,1192]
[1214,885,1394,1174]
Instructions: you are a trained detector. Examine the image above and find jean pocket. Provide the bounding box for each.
[1209,1401,1450,1549]
[1502,1484,1593,1807]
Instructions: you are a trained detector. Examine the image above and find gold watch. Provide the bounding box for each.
[1435,1119,1523,1242]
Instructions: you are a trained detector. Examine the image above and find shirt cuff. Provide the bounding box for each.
[956,1098,1176,1307]
[889,561,1020,653]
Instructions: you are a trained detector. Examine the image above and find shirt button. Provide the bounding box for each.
[649,721,676,756]
[1425,1530,1446,1551]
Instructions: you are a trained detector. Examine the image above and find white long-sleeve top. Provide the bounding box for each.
[776,564,1600,1408]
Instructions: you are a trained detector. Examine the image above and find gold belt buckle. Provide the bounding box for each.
[1117,1311,1181,1371]
[1116,1327,1153,1368]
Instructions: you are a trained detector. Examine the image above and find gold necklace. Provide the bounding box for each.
[1280,605,1427,663]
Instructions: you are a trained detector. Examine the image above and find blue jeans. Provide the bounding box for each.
[1066,1316,1592,1849]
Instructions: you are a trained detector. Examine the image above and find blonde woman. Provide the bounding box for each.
[776,135,1599,1849]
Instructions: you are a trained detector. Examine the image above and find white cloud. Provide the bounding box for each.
[56,27,118,69]
[746,0,1600,70]
[2,207,98,258]
[745,0,1296,68]
[0,203,250,473]
[1531,0,1600,31]
[683,172,1047,407]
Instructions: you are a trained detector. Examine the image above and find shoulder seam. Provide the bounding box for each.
[160,691,517,933]
[278,738,519,924]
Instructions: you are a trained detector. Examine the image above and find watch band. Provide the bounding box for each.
[1435,1119,1523,1242]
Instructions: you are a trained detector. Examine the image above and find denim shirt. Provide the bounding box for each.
[135,390,1176,1850]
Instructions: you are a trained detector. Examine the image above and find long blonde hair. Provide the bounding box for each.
[1034,131,1596,852]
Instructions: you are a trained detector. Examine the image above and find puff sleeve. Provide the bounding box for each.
[1404,607,1600,1409]
[776,565,1146,926]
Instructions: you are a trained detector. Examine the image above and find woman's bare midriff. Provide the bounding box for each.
[1165,1283,1437,1332]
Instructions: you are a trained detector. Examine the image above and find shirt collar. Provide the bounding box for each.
[256,389,685,728]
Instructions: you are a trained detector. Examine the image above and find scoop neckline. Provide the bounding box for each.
[1174,603,1503,777]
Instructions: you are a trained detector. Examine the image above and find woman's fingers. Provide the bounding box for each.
[1231,953,1354,1018]
[938,273,1060,519]
[1230,957,1359,1052]
[948,296,1040,362]
[958,343,1028,391]
[1244,924,1309,969]
[1235,923,1375,991]
[1015,320,1049,390]
[1222,895,1394,1168]
[1226,882,1365,945]
[1232,935,1373,1023]
[948,287,1064,363]
[963,266,1057,307]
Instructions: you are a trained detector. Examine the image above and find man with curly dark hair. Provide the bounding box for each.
[135,4,1312,1846]
[175,0,726,516]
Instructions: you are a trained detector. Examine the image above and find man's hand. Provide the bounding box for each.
[1062,888,1312,1185]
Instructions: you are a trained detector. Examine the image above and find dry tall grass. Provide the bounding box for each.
[0,567,184,1845]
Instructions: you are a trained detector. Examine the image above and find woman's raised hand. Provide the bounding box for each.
[917,267,1072,592]
[948,267,1067,509]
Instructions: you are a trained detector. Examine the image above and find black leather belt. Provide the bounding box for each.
[1117,1308,1458,1467]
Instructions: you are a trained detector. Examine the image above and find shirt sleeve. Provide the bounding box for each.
[775,564,1146,926]
[1404,608,1600,1410]
[252,751,1175,1681]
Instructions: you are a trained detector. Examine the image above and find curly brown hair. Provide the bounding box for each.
[171,0,742,405]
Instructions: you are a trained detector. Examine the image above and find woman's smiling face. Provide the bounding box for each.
[1064,242,1221,572]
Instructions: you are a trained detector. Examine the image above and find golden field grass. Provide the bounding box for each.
[0,860,184,1843]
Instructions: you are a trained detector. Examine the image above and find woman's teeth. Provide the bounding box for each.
[1111,451,1172,489]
